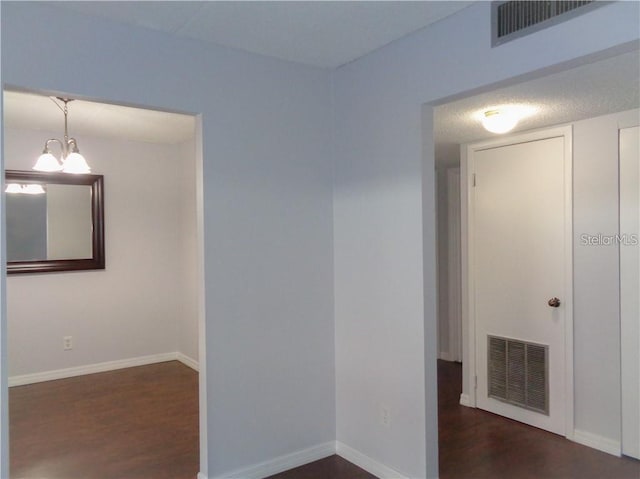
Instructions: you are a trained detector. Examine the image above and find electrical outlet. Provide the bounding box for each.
[63,336,73,351]
[380,405,391,428]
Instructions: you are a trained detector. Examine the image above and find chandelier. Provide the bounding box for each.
[33,97,91,174]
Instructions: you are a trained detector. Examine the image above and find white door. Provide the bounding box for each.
[620,125,640,460]
[469,128,571,436]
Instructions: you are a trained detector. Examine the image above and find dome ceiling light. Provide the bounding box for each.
[475,104,538,135]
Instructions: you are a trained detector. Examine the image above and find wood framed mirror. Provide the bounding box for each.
[5,170,105,274]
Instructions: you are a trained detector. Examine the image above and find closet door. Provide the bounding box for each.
[620,125,639,460]
[469,129,571,436]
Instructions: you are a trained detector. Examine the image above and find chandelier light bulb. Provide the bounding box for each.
[62,152,91,174]
[5,183,23,194]
[22,184,46,195]
[5,183,46,194]
[33,151,63,172]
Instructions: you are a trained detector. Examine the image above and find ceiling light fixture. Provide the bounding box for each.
[33,97,91,174]
[482,109,519,134]
[477,104,538,135]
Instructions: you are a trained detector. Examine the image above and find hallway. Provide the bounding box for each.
[438,360,640,478]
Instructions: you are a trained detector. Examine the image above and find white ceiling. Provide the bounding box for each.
[50,1,473,69]
[3,92,196,144]
[3,4,638,155]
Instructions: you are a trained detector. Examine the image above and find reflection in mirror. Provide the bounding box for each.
[5,170,105,274]
[7,183,92,261]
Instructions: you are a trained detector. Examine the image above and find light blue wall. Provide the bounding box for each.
[0,4,6,474]
[1,1,639,478]
[572,109,640,445]
[1,2,335,477]
[332,2,639,477]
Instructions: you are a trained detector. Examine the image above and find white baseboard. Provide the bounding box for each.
[459,393,472,407]
[572,429,621,457]
[336,441,409,479]
[439,351,452,361]
[176,352,199,371]
[211,442,335,479]
[9,351,199,387]
[197,442,408,479]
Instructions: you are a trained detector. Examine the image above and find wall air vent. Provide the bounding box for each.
[492,1,607,46]
[488,335,549,414]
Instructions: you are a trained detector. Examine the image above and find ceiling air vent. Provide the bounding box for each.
[492,1,607,46]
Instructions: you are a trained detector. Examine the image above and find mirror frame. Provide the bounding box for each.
[5,170,105,274]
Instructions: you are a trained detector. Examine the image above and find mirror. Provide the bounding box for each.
[5,170,105,274]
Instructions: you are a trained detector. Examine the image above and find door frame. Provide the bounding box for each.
[447,168,462,362]
[460,125,574,439]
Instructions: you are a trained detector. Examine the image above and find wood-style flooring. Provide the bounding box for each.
[9,359,639,479]
[10,361,199,479]
[265,455,377,479]
[438,359,640,479]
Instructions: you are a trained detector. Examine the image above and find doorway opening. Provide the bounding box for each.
[431,49,640,477]
[2,87,206,478]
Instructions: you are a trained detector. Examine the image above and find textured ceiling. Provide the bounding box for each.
[435,50,640,166]
[50,1,473,68]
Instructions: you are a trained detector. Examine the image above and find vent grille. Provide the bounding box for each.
[492,1,604,46]
[488,335,549,414]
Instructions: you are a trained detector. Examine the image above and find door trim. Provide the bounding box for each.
[447,168,462,363]
[461,125,574,439]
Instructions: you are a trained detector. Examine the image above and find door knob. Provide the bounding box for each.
[548,297,561,308]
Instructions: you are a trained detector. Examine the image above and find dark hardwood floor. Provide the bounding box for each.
[10,359,638,479]
[438,359,640,479]
[265,455,377,479]
[10,361,199,479]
